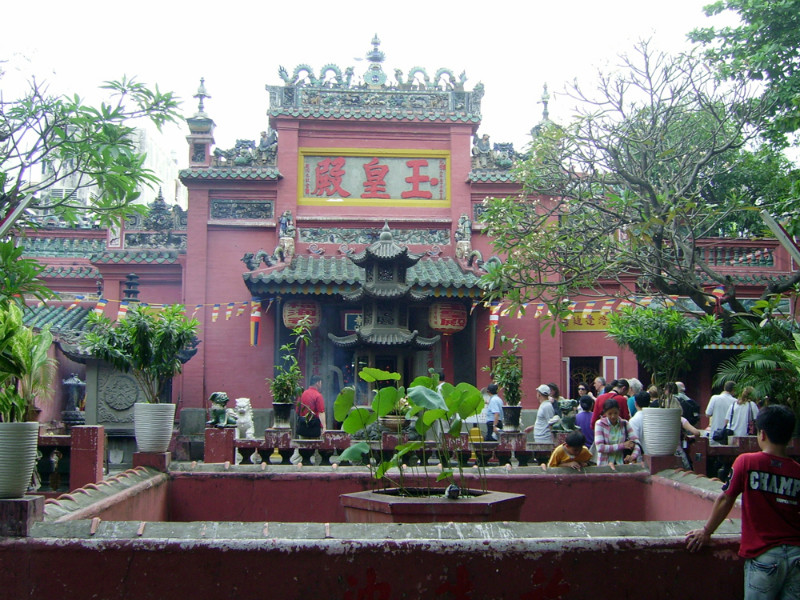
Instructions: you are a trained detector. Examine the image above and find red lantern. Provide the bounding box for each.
[282,300,321,330]
[428,302,467,334]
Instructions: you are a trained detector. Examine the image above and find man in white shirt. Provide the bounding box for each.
[526,384,557,443]
[706,381,737,445]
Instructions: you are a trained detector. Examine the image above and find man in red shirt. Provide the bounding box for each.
[296,375,327,436]
[590,379,630,428]
[686,405,800,598]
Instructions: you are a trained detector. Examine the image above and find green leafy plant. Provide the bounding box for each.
[0,303,56,422]
[1,76,181,235]
[266,318,311,403]
[82,304,198,404]
[715,296,800,411]
[0,241,55,308]
[485,331,523,406]
[335,368,485,493]
[607,306,721,388]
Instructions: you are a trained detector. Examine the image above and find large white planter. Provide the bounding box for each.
[134,403,176,453]
[641,407,682,456]
[0,421,39,499]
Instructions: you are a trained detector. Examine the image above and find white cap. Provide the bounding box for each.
[536,384,551,395]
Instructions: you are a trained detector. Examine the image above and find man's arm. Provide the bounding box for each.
[685,492,737,552]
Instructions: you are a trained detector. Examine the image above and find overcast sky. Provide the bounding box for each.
[4,1,732,162]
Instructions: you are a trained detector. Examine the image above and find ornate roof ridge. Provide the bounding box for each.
[267,37,483,122]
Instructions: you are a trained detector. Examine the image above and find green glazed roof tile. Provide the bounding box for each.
[91,250,181,264]
[22,305,92,333]
[243,256,482,297]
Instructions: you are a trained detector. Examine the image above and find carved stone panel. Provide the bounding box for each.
[210,199,275,220]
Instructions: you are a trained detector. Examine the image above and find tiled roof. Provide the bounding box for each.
[40,265,100,279]
[18,237,106,257]
[467,170,519,183]
[267,108,481,123]
[90,250,182,264]
[243,255,483,297]
[179,167,281,181]
[22,305,92,333]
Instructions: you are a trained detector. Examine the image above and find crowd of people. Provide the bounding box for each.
[480,375,767,472]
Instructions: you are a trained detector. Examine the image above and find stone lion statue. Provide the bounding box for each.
[234,398,256,440]
[206,391,236,427]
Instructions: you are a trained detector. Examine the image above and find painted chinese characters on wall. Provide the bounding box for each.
[299,149,450,207]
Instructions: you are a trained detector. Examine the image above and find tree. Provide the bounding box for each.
[607,306,721,386]
[81,304,198,404]
[690,0,800,146]
[480,42,796,328]
[0,75,181,236]
[714,295,800,411]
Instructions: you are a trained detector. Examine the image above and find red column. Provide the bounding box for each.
[204,427,235,463]
[69,425,105,491]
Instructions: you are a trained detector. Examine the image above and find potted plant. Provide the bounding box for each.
[607,306,721,455]
[0,303,56,498]
[486,332,524,432]
[266,318,311,429]
[82,304,198,453]
[335,368,525,523]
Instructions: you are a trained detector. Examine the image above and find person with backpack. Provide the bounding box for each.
[676,381,701,427]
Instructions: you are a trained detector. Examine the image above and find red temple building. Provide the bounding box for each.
[18,37,796,437]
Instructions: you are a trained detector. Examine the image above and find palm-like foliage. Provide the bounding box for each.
[0,303,56,422]
[714,318,800,409]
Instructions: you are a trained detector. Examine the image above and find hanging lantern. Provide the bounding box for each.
[282,299,321,330]
[428,301,467,334]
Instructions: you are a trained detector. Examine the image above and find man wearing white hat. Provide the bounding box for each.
[525,384,557,443]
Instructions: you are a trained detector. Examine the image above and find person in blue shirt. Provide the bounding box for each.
[485,383,504,441]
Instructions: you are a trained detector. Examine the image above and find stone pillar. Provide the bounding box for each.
[133,452,172,472]
[204,427,235,463]
[69,425,105,490]
[0,496,44,537]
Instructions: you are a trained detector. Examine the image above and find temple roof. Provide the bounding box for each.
[18,237,106,258]
[267,37,483,124]
[90,250,182,265]
[243,255,483,298]
[327,329,439,350]
[179,166,281,181]
[348,223,424,266]
[23,305,92,334]
[40,265,100,280]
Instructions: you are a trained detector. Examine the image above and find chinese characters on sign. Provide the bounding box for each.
[562,312,609,331]
[302,152,449,204]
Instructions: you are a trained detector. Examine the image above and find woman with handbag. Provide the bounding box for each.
[295,375,326,438]
[724,386,759,438]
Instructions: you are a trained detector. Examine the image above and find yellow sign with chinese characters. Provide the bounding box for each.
[298,148,450,207]
[562,311,611,331]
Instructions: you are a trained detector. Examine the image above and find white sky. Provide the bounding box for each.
[3,0,733,163]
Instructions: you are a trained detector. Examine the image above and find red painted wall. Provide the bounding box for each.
[0,531,744,599]
[166,470,728,523]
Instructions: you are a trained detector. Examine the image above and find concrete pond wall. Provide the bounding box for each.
[0,464,746,599]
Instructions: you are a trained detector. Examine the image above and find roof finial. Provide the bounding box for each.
[367,34,385,64]
[194,78,211,117]
[539,83,550,122]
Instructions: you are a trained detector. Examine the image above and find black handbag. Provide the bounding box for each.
[712,404,735,444]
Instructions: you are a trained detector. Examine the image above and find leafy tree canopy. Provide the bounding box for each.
[690,0,800,146]
[0,74,181,235]
[481,42,798,329]
[607,306,721,385]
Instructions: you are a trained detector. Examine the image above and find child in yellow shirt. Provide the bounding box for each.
[547,431,593,469]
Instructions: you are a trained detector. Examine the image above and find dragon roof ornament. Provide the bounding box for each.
[268,36,483,123]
